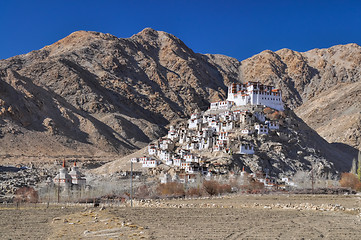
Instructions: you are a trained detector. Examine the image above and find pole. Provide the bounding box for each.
[311,164,314,194]
[47,182,50,207]
[130,160,133,207]
[57,184,60,203]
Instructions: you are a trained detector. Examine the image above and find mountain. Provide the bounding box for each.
[0,28,241,160]
[239,44,361,151]
[0,28,359,170]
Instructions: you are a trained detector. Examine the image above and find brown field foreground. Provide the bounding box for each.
[0,194,361,239]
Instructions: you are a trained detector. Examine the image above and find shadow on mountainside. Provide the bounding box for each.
[1,70,153,154]
[0,70,89,143]
[290,110,356,172]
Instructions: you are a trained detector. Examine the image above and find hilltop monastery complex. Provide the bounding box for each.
[131,82,285,185]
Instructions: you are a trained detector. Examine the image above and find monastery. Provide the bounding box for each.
[226,82,283,111]
[132,82,284,186]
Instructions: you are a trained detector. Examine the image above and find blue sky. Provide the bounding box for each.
[1,0,361,61]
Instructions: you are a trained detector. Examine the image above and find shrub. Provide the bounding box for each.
[269,111,280,120]
[186,187,204,197]
[218,184,232,194]
[134,184,152,199]
[203,180,219,196]
[14,187,39,203]
[156,182,185,197]
[249,181,265,190]
[203,181,232,196]
[263,107,273,114]
[339,173,361,191]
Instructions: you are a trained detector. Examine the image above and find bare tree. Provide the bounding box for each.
[350,158,357,175]
[293,171,311,189]
[357,150,361,181]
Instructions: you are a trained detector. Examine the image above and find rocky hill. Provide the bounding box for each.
[240,45,361,151]
[0,28,359,170]
[96,106,351,177]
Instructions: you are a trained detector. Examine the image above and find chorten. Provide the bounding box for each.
[53,160,72,187]
[69,161,86,186]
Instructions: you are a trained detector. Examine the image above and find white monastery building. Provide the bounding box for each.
[227,82,284,111]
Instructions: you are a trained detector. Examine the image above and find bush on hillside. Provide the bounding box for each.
[186,187,205,197]
[156,182,185,197]
[339,173,361,191]
[203,180,232,196]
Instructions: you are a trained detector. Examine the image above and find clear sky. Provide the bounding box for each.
[1,0,361,61]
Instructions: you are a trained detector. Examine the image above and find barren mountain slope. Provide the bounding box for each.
[240,44,361,150]
[0,28,242,159]
[295,81,361,150]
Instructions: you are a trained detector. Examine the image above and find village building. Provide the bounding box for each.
[218,132,230,141]
[184,154,200,163]
[158,150,172,161]
[281,177,297,188]
[185,141,199,150]
[255,123,269,135]
[167,125,179,141]
[254,111,266,123]
[148,144,157,155]
[241,128,254,135]
[188,112,202,129]
[240,143,255,154]
[219,111,234,122]
[208,120,221,132]
[203,114,219,124]
[266,120,280,130]
[165,158,173,166]
[199,137,212,150]
[239,111,253,125]
[173,158,183,167]
[142,158,160,168]
[259,177,277,188]
[210,101,233,110]
[220,121,234,131]
[159,138,174,151]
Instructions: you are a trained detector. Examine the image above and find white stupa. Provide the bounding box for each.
[69,161,86,186]
[53,160,72,187]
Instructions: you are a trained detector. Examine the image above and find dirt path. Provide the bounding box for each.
[0,205,82,240]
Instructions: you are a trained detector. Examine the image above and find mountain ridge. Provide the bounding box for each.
[0,28,359,169]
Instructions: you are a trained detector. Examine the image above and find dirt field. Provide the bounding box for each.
[0,194,360,239]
